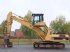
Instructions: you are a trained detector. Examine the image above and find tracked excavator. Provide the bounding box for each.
[3,12,65,48]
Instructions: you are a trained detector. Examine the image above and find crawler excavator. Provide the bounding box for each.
[3,12,65,48]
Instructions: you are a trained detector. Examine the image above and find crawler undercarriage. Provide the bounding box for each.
[33,41,65,49]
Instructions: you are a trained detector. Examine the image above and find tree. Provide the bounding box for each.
[50,16,65,34]
[24,10,32,23]
[20,10,39,39]
[20,25,38,39]
[0,20,6,36]
[50,15,70,37]
[63,22,70,34]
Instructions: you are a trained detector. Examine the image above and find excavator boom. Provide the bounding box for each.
[6,12,51,41]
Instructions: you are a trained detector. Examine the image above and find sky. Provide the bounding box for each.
[0,0,70,31]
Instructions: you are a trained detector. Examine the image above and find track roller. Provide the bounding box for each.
[33,42,39,48]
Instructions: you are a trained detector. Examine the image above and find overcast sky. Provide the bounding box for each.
[0,0,70,31]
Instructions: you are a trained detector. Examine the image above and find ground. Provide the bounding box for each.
[0,44,70,52]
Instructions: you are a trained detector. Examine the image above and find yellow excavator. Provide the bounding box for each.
[3,12,66,48]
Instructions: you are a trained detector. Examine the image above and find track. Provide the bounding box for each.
[0,44,70,52]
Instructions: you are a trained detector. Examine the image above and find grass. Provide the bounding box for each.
[13,41,33,45]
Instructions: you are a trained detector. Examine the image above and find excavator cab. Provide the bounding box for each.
[32,14,44,25]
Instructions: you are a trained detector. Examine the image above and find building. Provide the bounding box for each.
[15,29,23,37]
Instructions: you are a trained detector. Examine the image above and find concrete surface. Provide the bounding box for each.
[0,44,70,52]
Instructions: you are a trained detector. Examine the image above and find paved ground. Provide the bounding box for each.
[0,44,70,52]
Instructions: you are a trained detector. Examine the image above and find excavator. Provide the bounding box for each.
[3,12,66,48]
